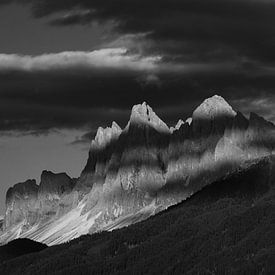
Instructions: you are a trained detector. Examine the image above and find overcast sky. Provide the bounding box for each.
[0,0,275,213]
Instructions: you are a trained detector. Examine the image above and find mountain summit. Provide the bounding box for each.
[129,102,170,132]
[193,95,236,120]
[1,95,275,246]
[91,121,122,150]
[191,95,237,136]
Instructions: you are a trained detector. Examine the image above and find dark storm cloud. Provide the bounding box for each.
[3,0,275,64]
[0,48,159,135]
[1,52,275,138]
[1,0,275,137]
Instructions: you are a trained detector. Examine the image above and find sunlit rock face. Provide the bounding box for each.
[170,119,185,133]
[78,102,170,230]
[1,95,275,246]
[129,102,170,133]
[165,97,275,204]
[164,96,237,201]
[76,121,122,195]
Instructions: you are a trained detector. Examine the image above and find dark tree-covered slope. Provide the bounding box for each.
[0,238,47,264]
[1,156,275,275]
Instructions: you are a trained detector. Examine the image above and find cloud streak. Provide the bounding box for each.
[3,0,275,64]
[0,48,161,72]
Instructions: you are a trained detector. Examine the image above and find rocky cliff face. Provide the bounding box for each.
[5,180,38,230]
[0,217,3,233]
[1,95,275,245]
[38,171,75,218]
[3,172,75,236]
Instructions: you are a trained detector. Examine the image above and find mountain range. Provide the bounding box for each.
[0,95,275,246]
[0,155,274,274]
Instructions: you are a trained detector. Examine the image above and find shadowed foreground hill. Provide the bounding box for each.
[1,156,275,275]
[0,239,47,264]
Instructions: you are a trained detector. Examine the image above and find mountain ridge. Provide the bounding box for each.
[1,94,275,245]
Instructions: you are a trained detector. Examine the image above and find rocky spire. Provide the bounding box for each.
[129,102,170,133]
[185,117,192,125]
[91,121,122,150]
[170,119,185,132]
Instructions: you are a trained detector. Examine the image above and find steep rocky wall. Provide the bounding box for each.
[5,179,38,229]
[4,172,75,231]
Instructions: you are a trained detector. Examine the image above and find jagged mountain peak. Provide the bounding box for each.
[186,117,192,125]
[111,121,121,131]
[129,102,169,132]
[91,121,122,150]
[170,119,185,132]
[130,102,155,122]
[175,119,185,129]
[193,95,236,120]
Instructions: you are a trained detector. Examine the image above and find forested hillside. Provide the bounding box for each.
[1,156,275,275]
